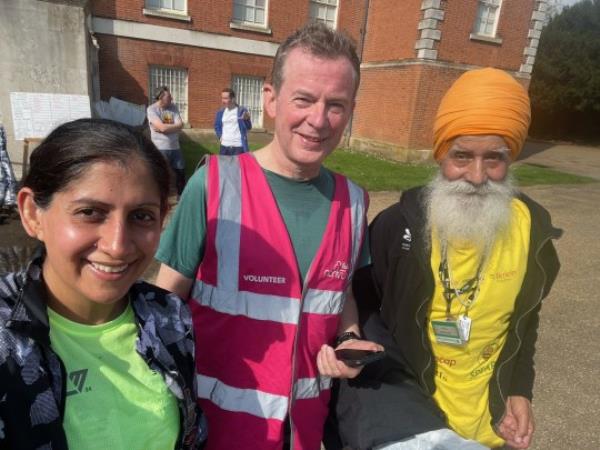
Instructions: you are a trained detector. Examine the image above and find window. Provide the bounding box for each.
[232,75,264,128]
[149,66,189,123]
[145,0,186,14]
[233,0,267,26]
[309,0,338,29]
[473,0,502,37]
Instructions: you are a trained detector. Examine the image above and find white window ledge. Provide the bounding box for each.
[143,8,191,22]
[229,21,272,35]
[469,33,503,45]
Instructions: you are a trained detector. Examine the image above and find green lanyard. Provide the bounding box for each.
[437,244,485,320]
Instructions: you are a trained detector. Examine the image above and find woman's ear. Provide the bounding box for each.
[18,188,44,241]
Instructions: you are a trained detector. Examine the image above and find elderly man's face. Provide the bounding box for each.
[440,135,510,185]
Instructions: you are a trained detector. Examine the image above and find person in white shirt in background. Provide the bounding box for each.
[214,88,252,156]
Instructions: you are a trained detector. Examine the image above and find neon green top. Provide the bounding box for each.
[48,304,180,450]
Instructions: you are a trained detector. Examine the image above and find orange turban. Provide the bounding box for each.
[432,67,531,161]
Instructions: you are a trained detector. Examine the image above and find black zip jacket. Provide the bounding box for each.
[336,186,561,449]
[0,250,207,449]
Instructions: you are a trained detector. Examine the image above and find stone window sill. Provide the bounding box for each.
[469,33,503,45]
[143,8,191,22]
[229,21,272,35]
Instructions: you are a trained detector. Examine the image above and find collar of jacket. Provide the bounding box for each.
[517,191,563,243]
[7,245,53,346]
[400,186,562,262]
[7,246,195,359]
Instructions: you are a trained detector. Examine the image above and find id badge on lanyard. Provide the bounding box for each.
[432,315,472,346]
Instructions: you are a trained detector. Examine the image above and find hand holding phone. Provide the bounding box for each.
[334,348,386,368]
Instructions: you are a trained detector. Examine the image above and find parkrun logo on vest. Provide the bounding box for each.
[242,274,287,284]
[324,260,351,280]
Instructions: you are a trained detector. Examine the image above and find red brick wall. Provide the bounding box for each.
[352,65,423,147]
[352,65,467,149]
[361,0,422,62]
[93,1,367,132]
[354,63,531,149]
[408,65,467,147]
[92,0,365,47]
[352,0,535,149]
[437,0,534,71]
[338,0,368,50]
[96,34,273,129]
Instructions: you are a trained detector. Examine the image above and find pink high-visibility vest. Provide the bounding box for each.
[190,154,367,450]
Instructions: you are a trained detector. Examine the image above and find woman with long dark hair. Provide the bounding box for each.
[0,119,206,449]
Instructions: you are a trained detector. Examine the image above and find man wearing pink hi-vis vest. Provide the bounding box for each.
[155,22,382,450]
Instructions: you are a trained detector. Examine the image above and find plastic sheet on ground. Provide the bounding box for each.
[0,125,17,209]
[94,97,146,127]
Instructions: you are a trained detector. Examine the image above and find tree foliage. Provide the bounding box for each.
[529,0,600,140]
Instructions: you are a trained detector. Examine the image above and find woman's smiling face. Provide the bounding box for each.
[26,159,163,322]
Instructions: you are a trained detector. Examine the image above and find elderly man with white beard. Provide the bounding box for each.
[331,68,561,450]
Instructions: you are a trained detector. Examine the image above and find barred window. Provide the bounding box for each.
[474,0,502,37]
[145,0,186,13]
[232,75,264,128]
[149,66,188,123]
[233,0,267,26]
[309,0,338,29]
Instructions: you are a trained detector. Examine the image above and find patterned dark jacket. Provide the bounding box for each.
[0,250,207,449]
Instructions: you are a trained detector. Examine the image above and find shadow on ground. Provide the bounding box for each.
[518,140,557,160]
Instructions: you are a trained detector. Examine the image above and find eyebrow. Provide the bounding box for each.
[292,89,350,104]
[68,198,161,209]
[449,147,509,154]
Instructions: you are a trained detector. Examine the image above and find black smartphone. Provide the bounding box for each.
[334,348,386,368]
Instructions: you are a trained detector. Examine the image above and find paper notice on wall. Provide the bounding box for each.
[9,92,91,141]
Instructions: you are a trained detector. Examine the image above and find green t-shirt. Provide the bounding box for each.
[156,164,369,281]
[48,304,180,450]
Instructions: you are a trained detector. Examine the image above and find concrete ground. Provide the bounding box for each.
[368,140,600,450]
[0,140,598,448]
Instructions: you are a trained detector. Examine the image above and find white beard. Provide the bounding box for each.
[425,173,517,252]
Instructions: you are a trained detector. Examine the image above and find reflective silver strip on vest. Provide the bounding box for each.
[294,377,332,399]
[216,157,242,291]
[347,179,366,270]
[197,374,289,420]
[193,281,300,323]
[302,289,344,315]
[192,282,345,322]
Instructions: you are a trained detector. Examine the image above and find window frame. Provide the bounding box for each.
[231,0,270,31]
[148,65,189,124]
[231,74,265,129]
[309,0,339,30]
[472,0,503,39]
[143,0,190,21]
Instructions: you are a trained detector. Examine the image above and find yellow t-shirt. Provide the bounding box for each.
[428,199,531,447]
[48,303,180,450]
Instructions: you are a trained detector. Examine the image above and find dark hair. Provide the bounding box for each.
[155,86,170,101]
[271,21,360,94]
[222,88,235,99]
[22,118,170,214]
